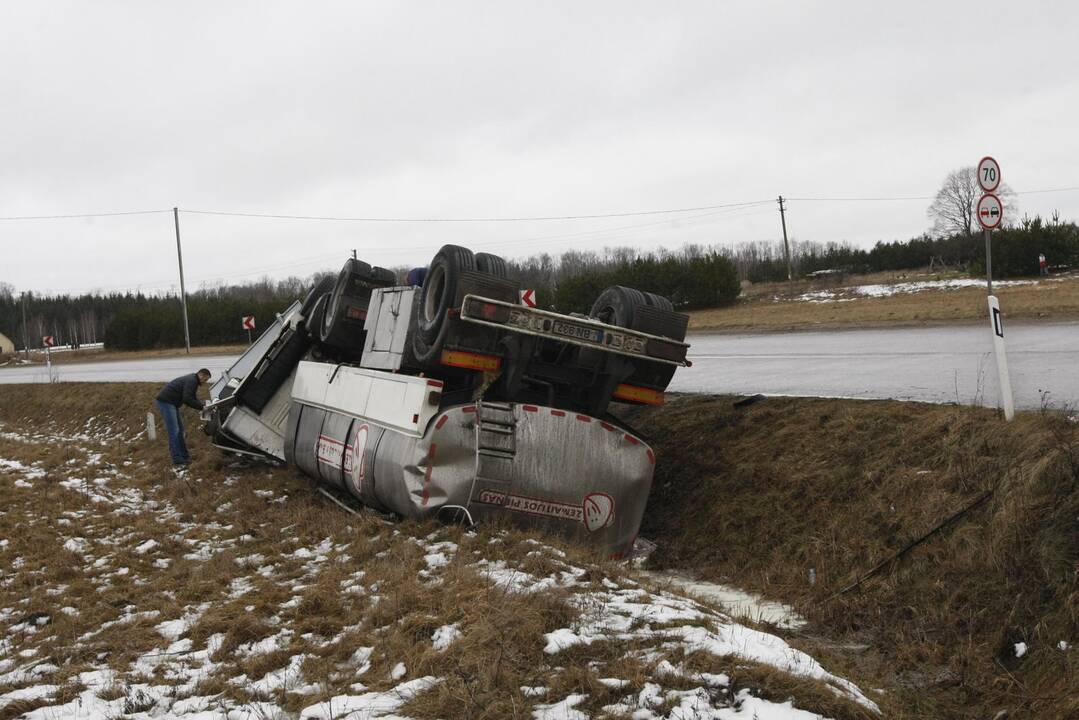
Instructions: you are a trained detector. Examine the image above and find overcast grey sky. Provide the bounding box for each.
[3,1,1078,295]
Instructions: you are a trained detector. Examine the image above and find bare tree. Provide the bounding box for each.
[927,166,1016,237]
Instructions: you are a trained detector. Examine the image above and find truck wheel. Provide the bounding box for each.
[475,252,508,278]
[322,259,372,340]
[371,266,397,285]
[418,245,475,344]
[590,286,679,391]
[304,293,330,340]
[300,276,335,321]
[641,291,674,312]
[320,259,396,353]
[589,286,648,329]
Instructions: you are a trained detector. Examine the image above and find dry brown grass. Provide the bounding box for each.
[689,270,1079,333]
[619,394,1079,719]
[0,382,896,718]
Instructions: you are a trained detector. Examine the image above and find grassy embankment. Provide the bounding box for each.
[688,270,1079,333]
[2,383,1076,718]
[618,394,1078,719]
[0,383,881,720]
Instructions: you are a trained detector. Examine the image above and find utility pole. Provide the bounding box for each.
[21,292,29,359]
[173,207,191,354]
[778,196,793,281]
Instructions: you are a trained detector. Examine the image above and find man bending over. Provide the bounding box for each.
[155,368,211,467]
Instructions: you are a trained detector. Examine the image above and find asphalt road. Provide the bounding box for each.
[2,322,1076,410]
[0,355,240,385]
[670,321,1079,411]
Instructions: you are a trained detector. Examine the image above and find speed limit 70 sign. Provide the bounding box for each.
[978,156,1001,193]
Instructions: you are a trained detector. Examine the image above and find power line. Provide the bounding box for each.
[28,251,347,296]
[438,202,776,249]
[1015,185,1079,196]
[3,185,1076,223]
[178,200,772,223]
[245,203,777,258]
[14,205,777,295]
[786,194,933,202]
[0,209,170,221]
[786,185,1079,203]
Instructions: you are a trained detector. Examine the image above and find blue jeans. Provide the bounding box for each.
[156,400,189,465]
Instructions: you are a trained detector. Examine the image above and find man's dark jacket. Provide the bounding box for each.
[156,373,203,410]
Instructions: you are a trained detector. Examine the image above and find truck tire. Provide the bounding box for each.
[641,291,674,312]
[418,245,475,344]
[371,266,397,285]
[322,258,372,339]
[589,286,648,329]
[305,293,329,340]
[589,286,681,391]
[320,259,396,353]
[301,276,335,321]
[475,252,508,278]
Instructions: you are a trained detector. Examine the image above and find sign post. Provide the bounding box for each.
[977,156,1013,421]
[242,315,256,344]
[42,335,57,383]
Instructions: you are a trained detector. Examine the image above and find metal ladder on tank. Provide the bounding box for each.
[466,400,518,511]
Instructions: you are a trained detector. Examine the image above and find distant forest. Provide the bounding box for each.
[1,215,1075,352]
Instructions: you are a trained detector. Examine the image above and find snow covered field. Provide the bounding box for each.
[793,278,1036,303]
[0,411,880,719]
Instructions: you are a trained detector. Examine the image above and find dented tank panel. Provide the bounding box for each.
[288,400,653,557]
[342,420,386,509]
[316,411,353,490]
[289,404,325,483]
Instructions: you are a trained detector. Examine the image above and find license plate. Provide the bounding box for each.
[551,320,603,343]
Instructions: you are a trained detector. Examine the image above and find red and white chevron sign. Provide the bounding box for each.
[42,336,55,348]
[242,315,256,331]
[519,288,536,308]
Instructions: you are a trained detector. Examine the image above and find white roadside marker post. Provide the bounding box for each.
[42,335,58,383]
[977,156,1014,421]
[146,412,157,441]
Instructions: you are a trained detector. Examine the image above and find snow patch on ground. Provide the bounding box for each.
[298,676,442,719]
[795,278,1035,302]
[529,570,878,714]
[431,623,461,651]
[640,570,806,629]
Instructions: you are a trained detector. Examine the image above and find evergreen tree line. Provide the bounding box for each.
[0,277,325,352]
[1,215,1074,352]
[732,214,1078,282]
[509,247,741,314]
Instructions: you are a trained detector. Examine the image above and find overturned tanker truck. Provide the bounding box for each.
[203,245,690,556]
